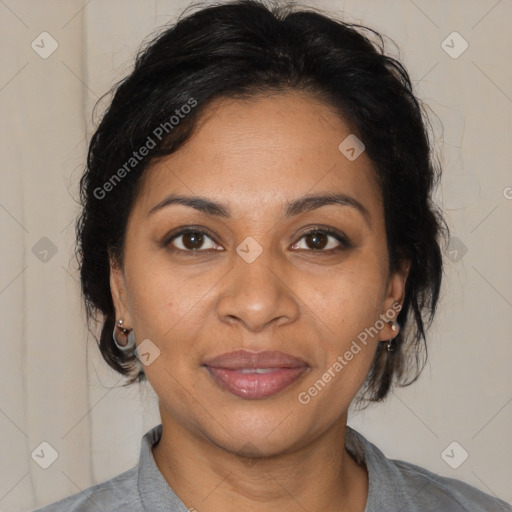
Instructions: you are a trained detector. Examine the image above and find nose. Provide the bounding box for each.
[216,249,300,333]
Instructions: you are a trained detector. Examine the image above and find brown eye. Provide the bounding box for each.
[291,228,350,253]
[304,232,329,250]
[168,229,219,252]
[181,231,204,250]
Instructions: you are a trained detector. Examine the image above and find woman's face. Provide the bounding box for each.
[110,91,407,456]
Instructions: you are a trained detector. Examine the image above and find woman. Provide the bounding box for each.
[33,0,511,510]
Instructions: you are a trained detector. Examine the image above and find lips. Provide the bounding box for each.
[203,350,309,399]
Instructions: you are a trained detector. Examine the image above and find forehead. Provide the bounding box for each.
[134,91,381,218]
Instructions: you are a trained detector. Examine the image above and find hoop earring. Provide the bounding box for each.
[113,319,136,352]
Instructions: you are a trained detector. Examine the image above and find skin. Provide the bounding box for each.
[110,90,409,512]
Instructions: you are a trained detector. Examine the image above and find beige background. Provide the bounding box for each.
[0,0,511,510]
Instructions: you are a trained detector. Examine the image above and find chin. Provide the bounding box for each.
[202,403,314,456]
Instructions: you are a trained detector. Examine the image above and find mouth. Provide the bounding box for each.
[203,350,309,400]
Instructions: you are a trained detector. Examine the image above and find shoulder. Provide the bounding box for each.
[392,458,512,512]
[346,426,512,512]
[30,466,142,512]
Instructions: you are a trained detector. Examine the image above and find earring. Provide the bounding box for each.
[386,321,399,353]
[113,319,136,352]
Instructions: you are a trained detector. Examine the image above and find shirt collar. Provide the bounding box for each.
[136,423,409,512]
[346,425,410,511]
[137,424,189,511]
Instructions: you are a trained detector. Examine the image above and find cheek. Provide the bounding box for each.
[301,258,387,339]
[124,254,219,358]
[294,269,383,418]
[294,254,388,399]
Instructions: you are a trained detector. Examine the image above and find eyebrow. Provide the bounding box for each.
[148,192,371,224]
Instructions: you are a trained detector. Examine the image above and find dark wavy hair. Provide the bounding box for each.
[76,0,446,403]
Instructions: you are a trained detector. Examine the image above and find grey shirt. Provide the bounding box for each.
[32,424,512,512]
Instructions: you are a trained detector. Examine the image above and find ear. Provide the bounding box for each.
[378,260,410,342]
[109,255,132,326]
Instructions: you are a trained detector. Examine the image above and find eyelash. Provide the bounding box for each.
[164,226,351,256]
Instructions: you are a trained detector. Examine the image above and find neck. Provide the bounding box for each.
[152,407,368,512]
